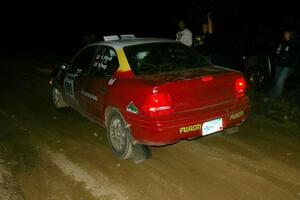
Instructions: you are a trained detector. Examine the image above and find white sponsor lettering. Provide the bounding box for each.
[81,90,98,101]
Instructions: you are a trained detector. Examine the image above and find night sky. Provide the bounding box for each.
[1,0,299,57]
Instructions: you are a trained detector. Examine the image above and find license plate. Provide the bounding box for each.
[202,118,223,136]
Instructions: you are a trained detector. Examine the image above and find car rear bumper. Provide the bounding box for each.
[125,98,250,146]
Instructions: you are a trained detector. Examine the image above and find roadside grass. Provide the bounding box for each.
[247,87,300,125]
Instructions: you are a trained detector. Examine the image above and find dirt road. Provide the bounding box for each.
[0,56,299,200]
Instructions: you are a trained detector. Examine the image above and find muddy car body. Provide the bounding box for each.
[50,36,250,162]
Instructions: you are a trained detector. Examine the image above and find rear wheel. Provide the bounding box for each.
[51,87,68,109]
[246,66,266,91]
[107,111,133,159]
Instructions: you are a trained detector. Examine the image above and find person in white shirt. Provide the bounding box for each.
[176,20,193,47]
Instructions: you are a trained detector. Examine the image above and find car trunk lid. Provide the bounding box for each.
[137,66,244,113]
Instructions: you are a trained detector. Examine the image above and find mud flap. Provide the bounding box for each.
[132,144,152,164]
[222,126,239,135]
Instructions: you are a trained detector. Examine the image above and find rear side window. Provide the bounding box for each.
[124,42,209,75]
[90,46,119,77]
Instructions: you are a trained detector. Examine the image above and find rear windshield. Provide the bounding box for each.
[123,42,209,75]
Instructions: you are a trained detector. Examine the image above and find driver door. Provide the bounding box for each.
[64,45,98,111]
[79,46,119,122]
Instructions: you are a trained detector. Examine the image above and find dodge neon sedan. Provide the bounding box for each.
[50,36,249,163]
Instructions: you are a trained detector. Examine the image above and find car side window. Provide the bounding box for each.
[71,45,98,74]
[90,46,119,77]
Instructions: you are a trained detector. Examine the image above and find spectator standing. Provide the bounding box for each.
[176,20,193,47]
[265,29,299,100]
[193,12,214,62]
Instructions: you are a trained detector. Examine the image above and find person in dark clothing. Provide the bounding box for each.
[265,30,299,100]
[193,12,214,63]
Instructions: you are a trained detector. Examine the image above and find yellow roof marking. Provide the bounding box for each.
[116,49,131,72]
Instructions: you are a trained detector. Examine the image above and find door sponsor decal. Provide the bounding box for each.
[81,90,98,101]
[64,73,76,98]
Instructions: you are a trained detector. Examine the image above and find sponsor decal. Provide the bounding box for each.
[229,111,244,120]
[108,78,116,85]
[64,73,76,98]
[126,102,139,114]
[81,90,98,101]
[179,124,202,134]
[93,61,99,67]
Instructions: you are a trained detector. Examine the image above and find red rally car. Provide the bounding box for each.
[50,35,249,163]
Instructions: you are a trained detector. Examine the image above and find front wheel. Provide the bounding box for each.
[107,111,133,160]
[51,87,68,109]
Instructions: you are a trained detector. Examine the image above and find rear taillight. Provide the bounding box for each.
[142,93,174,117]
[235,78,246,97]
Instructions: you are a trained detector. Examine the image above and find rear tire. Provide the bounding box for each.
[107,110,133,160]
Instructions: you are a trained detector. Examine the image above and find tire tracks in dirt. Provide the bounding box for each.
[46,148,128,200]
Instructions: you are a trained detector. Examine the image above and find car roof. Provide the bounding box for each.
[91,38,178,49]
